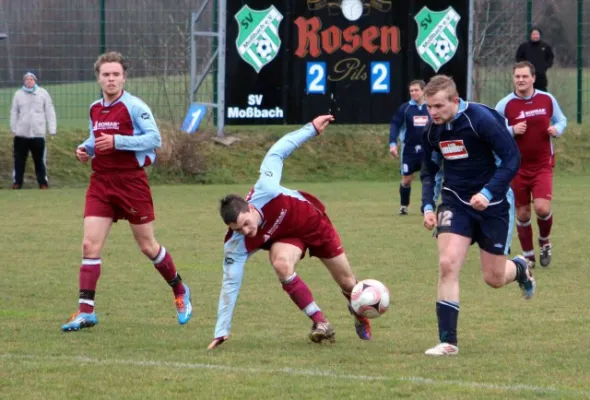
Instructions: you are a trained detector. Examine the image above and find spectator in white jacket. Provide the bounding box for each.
[10,72,57,189]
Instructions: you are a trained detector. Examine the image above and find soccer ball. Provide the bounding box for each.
[350,279,390,319]
[434,39,451,58]
[255,39,273,60]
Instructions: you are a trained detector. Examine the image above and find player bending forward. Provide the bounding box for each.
[420,75,536,356]
[207,115,371,349]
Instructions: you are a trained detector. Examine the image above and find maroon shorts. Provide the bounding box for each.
[84,169,155,224]
[270,217,344,260]
[511,166,553,207]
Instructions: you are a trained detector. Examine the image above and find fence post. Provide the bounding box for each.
[216,0,226,137]
[577,0,583,124]
[526,0,532,38]
[213,0,218,126]
[466,0,474,101]
[100,0,106,54]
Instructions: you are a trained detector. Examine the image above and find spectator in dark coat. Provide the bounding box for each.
[515,27,554,91]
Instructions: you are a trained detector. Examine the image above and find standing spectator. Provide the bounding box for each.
[10,72,57,189]
[515,27,554,91]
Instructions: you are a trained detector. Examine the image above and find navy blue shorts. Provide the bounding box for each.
[436,189,515,255]
[400,154,422,176]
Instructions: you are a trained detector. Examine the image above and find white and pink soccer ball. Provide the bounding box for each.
[350,279,390,319]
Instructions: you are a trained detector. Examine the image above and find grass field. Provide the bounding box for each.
[2,179,590,399]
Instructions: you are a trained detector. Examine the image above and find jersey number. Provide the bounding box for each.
[437,210,453,227]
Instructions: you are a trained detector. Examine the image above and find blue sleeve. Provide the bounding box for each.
[477,108,520,201]
[549,94,567,136]
[79,119,96,156]
[389,104,406,145]
[494,96,515,136]
[420,126,442,213]
[255,123,318,194]
[433,161,443,203]
[213,232,250,338]
[114,101,162,151]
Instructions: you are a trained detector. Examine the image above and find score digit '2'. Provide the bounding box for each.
[305,61,390,94]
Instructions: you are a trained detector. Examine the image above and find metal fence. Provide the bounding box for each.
[0,0,215,128]
[472,0,589,123]
[0,0,589,129]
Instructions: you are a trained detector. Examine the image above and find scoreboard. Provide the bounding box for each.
[225,0,469,125]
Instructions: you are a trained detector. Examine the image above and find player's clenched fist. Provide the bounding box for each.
[470,193,490,211]
[423,211,437,231]
[311,115,335,135]
[389,144,399,158]
[76,146,90,163]
[513,121,527,135]
[207,336,229,350]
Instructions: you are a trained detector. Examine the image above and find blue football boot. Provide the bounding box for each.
[175,283,193,325]
[61,311,98,332]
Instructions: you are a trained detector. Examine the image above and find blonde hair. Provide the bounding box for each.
[94,51,128,75]
[424,75,459,101]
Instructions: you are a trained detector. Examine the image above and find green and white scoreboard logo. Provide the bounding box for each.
[415,6,461,72]
[235,5,284,73]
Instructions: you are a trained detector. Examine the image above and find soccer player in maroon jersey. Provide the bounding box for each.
[207,115,372,349]
[496,61,567,268]
[61,52,192,331]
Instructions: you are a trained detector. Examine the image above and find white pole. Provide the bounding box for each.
[216,0,226,137]
[466,0,475,101]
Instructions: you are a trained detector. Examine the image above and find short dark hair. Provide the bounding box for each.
[513,61,535,76]
[409,79,426,89]
[219,194,249,224]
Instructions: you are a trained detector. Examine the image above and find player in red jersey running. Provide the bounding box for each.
[61,52,192,331]
[496,61,567,268]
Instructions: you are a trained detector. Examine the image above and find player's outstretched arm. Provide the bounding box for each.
[209,233,250,349]
[256,115,334,192]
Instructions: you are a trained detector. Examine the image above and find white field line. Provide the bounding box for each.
[2,353,588,397]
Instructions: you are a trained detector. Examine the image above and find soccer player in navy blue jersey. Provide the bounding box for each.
[389,80,431,215]
[420,75,536,356]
